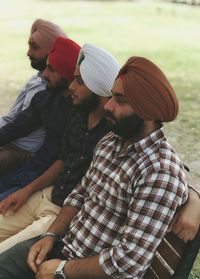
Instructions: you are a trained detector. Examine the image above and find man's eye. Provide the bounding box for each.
[77,78,84,85]
[116,98,126,104]
[30,45,39,51]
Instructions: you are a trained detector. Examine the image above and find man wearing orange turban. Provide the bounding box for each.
[117,56,179,122]
[104,56,180,141]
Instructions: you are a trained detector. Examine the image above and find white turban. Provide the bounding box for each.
[78,44,120,97]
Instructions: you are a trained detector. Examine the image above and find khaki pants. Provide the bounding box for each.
[0,186,61,253]
[0,144,31,174]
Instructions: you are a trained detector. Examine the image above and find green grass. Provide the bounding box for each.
[0,0,200,277]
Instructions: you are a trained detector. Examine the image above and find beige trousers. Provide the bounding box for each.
[0,186,61,253]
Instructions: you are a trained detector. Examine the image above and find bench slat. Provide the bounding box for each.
[165,232,185,255]
[157,238,180,269]
[144,267,159,279]
[144,253,172,279]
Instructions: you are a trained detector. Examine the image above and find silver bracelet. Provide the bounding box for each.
[40,231,61,241]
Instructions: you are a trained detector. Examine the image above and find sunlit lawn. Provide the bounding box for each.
[0,0,200,277]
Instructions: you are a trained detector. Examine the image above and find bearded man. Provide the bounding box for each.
[0,19,67,173]
[0,37,80,200]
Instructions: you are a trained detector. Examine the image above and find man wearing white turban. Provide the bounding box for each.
[0,19,67,174]
[0,43,120,253]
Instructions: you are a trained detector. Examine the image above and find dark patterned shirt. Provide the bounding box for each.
[51,109,110,207]
[62,127,188,279]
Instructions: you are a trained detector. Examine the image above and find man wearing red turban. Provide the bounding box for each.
[0,37,80,201]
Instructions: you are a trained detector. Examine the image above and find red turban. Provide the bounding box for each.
[118,57,179,122]
[48,37,81,82]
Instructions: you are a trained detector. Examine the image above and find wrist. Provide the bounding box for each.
[26,184,36,196]
[40,231,61,242]
[54,260,69,279]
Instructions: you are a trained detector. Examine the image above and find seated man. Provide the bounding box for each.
[0,19,67,174]
[0,37,80,200]
[0,43,120,252]
[0,56,194,279]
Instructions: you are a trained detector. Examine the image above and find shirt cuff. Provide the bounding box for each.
[188,185,200,199]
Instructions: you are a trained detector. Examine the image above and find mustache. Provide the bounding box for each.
[29,57,36,62]
[70,91,76,97]
[104,111,116,121]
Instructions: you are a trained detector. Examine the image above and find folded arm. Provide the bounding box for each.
[170,172,200,241]
[0,94,42,146]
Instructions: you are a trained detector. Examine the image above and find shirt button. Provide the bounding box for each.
[67,170,71,174]
[60,186,64,190]
[85,132,89,136]
[80,156,84,160]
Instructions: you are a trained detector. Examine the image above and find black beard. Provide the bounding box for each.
[106,112,145,139]
[46,78,69,94]
[30,56,47,71]
[75,93,100,114]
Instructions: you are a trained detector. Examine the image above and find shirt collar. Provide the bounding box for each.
[133,126,165,153]
[37,71,42,78]
[113,126,165,157]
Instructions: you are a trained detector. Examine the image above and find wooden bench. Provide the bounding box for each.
[144,229,200,279]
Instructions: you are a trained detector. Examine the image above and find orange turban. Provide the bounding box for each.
[118,57,179,122]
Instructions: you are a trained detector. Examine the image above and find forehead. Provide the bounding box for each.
[112,78,125,96]
[28,36,39,47]
[74,65,81,76]
[45,57,56,72]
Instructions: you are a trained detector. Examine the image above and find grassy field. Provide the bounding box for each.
[0,0,200,277]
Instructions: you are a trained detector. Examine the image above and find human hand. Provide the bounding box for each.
[0,187,31,215]
[35,259,61,279]
[27,237,55,273]
[169,190,200,242]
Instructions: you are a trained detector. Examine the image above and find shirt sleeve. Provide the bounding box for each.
[0,75,45,128]
[0,92,43,146]
[99,170,188,279]
[0,87,27,128]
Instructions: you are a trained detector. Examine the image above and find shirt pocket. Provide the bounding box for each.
[90,171,132,215]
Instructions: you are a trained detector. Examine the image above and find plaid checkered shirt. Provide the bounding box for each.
[62,127,188,279]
